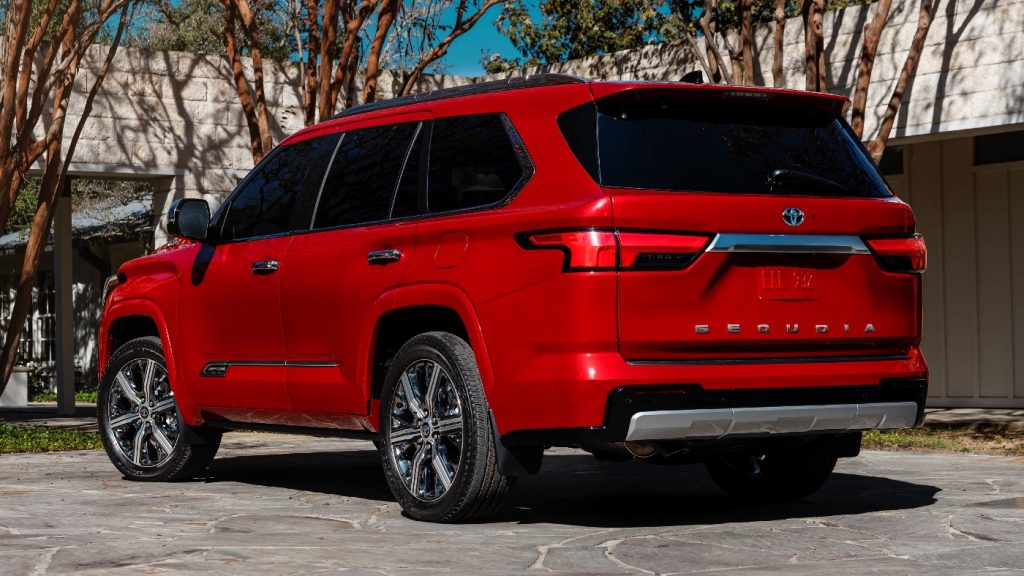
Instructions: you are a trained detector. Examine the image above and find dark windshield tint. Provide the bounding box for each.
[565,90,891,198]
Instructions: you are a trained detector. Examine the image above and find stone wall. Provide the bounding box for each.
[32,0,1023,246]
[517,0,1023,142]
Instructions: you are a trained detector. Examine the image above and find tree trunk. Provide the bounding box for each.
[0,0,131,392]
[316,0,340,120]
[867,0,936,163]
[363,0,399,103]
[699,0,731,84]
[772,0,786,87]
[739,0,753,86]
[222,0,272,164]
[850,0,893,138]
[302,0,321,126]
[235,0,274,158]
[803,0,826,91]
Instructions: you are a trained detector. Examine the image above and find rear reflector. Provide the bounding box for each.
[866,235,927,273]
[520,229,710,271]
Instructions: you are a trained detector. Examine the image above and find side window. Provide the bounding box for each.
[313,122,419,229]
[390,123,426,219]
[427,114,524,213]
[219,134,339,241]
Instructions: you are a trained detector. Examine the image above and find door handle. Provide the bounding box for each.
[251,260,280,274]
[367,248,402,265]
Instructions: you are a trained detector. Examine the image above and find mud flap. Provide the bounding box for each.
[489,410,543,476]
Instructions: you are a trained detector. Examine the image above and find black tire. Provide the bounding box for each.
[378,331,514,522]
[704,438,838,502]
[98,336,221,481]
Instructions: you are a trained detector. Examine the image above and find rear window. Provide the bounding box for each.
[559,89,892,198]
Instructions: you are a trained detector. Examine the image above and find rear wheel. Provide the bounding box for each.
[98,336,221,481]
[704,438,837,502]
[379,332,514,522]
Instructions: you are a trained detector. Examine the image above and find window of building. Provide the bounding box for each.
[219,134,340,241]
[974,130,1024,166]
[879,145,904,175]
[427,114,525,213]
[314,122,419,229]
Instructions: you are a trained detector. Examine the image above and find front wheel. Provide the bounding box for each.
[704,438,838,503]
[98,336,221,481]
[378,332,514,522]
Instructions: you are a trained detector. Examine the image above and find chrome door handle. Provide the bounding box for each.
[367,248,402,265]
[251,260,280,274]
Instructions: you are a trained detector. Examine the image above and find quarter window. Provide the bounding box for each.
[427,114,524,213]
[314,122,419,229]
[219,134,339,241]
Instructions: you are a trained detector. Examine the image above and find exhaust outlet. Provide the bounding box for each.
[624,440,658,458]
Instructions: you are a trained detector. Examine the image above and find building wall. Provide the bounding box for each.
[0,240,147,386]
[890,134,1024,407]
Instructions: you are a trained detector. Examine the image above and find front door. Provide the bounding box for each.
[179,131,341,417]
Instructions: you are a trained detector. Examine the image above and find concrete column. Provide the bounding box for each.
[54,179,75,416]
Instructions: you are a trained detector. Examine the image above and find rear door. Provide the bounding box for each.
[576,86,922,361]
[279,116,425,416]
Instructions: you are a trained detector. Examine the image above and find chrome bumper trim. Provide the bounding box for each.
[706,233,871,254]
[624,401,918,441]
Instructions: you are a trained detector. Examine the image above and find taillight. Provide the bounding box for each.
[519,229,710,271]
[866,234,926,273]
[618,232,711,270]
[520,230,618,270]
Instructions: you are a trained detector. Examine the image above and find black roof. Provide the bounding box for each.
[331,73,587,120]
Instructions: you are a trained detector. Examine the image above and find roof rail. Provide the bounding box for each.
[331,73,588,120]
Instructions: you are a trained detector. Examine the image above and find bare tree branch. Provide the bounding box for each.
[399,0,500,96]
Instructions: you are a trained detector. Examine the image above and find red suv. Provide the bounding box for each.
[97,74,928,522]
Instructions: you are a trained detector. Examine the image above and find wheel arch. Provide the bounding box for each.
[363,284,495,423]
[100,298,200,425]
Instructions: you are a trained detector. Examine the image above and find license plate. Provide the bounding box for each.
[757,267,817,300]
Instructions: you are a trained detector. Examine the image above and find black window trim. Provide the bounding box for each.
[207,112,536,244]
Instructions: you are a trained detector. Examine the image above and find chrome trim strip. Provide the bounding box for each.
[624,401,918,441]
[200,360,337,378]
[706,233,871,254]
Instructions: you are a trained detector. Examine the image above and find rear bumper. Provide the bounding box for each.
[501,377,928,447]
[625,401,918,441]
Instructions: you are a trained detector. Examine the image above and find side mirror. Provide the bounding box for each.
[167,198,211,241]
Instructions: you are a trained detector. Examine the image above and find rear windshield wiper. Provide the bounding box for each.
[766,169,850,196]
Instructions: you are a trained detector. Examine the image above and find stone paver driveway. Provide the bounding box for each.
[1,433,1023,575]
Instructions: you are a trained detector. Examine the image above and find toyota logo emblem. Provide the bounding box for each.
[782,207,805,227]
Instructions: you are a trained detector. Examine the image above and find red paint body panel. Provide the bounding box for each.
[98,79,928,438]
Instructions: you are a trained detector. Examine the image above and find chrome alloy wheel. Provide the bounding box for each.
[387,359,464,502]
[104,358,180,468]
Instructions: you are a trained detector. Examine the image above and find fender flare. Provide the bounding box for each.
[359,283,496,424]
[100,297,201,426]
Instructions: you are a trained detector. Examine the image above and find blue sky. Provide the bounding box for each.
[439,4,525,76]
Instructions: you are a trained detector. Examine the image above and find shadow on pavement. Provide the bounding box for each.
[205,448,940,528]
